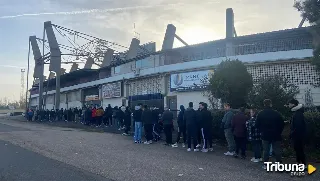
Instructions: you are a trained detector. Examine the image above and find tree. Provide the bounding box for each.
[207,59,253,108]
[294,0,320,71]
[248,75,300,116]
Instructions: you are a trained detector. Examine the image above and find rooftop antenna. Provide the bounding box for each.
[133,23,140,40]
[298,17,307,28]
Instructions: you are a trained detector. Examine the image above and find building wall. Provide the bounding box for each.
[102,98,123,108]
[30,97,38,107]
[68,101,82,108]
[168,91,210,110]
[246,61,320,105]
[127,75,165,96]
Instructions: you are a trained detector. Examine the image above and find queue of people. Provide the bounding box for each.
[26,98,307,169]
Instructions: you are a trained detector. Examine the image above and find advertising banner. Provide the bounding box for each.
[170,70,214,92]
[102,82,122,99]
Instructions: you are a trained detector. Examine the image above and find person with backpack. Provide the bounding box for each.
[231,107,248,159]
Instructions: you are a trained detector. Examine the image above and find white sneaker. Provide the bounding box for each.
[259,158,263,162]
[118,128,121,131]
[250,157,256,161]
[187,148,192,152]
[182,143,186,148]
[208,148,213,152]
[224,151,235,156]
[172,143,178,148]
[144,141,150,144]
[251,158,260,163]
[201,149,208,153]
[194,149,199,152]
[262,165,267,169]
[196,144,201,148]
[148,140,153,144]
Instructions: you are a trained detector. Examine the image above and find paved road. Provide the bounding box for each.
[0,140,112,181]
[0,118,319,181]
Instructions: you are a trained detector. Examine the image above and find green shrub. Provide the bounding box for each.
[304,111,320,149]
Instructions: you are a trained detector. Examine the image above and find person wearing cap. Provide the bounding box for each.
[287,99,306,165]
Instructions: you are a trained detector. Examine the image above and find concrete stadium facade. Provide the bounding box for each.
[29,9,320,110]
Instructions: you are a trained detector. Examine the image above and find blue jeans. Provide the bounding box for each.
[252,140,262,159]
[134,122,142,142]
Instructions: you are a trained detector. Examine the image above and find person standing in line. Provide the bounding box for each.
[142,105,153,144]
[162,107,174,146]
[256,99,284,169]
[199,103,213,152]
[106,104,113,126]
[123,106,132,136]
[91,107,97,126]
[231,107,248,159]
[221,103,235,156]
[133,103,143,143]
[287,99,306,165]
[196,104,203,149]
[96,107,104,127]
[185,102,199,152]
[172,105,187,148]
[246,108,262,163]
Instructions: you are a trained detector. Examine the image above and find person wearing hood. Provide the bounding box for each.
[172,105,187,148]
[287,99,306,165]
[256,99,284,169]
[184,102,199,152]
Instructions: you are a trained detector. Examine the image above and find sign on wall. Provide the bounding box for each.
[170,70,214,92]
[102,82,122,99]
[85,95,99,101]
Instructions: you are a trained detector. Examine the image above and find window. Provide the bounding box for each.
[114,66,120,74]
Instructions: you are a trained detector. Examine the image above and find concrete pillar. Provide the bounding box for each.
[45,21,61,109]
[126,38,140,60]
[162,24,176,50]
[84,57,94,69]
[226,8,235,56]
[101,48,114,67]
[70,63,79,72]
[30,36,44,109]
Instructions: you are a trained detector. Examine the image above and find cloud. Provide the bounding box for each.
[0,2,190,19]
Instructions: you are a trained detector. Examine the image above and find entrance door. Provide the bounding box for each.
[166,96,177,118]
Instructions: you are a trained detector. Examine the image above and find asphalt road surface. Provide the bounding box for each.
[0,118,319,181]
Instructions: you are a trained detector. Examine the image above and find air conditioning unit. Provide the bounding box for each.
[133,68,140,76]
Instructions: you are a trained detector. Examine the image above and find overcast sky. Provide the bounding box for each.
[0,0,303,101]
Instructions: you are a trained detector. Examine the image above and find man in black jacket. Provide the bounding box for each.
[199,103,213,152]
[184,102,199,152]
[133,103,143,143]
[256,99,284,168]
[162,107,174,146]
[142,105,153,144]
[172,105,186,148]
[287,99,306,165]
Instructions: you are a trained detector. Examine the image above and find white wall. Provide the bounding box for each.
[296,85,320,105]
[68,101,82,108]
[60,103,67,109]
[102,98,123,108]
[169,91,210,110]
[31,49,313,98]
[45,104,55,110]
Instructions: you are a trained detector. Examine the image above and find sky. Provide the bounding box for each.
[0,0,304,101]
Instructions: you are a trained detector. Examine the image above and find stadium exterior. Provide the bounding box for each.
[29,9,320,111]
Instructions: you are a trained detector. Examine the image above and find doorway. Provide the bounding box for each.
[166,96,177,118]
